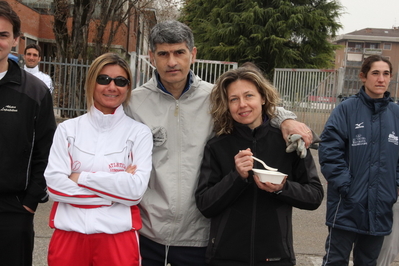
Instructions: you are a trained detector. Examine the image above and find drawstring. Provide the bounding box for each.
[164,245,170,266]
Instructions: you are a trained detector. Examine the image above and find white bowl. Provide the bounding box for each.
[252,169,286,184]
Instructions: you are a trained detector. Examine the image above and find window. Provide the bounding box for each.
[26,37,37,46]
[383,43,392,50]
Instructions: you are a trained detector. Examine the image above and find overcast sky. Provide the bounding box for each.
[337,0,399,35]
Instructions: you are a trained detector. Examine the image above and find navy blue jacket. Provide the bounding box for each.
[319,87,399,236]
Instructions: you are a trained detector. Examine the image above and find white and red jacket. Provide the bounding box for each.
[44,105,153,234]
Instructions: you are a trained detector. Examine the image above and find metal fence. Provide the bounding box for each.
[274,68,399,135]
[42,56,238,118]
[131,54,238,89]
[41,58,91,118]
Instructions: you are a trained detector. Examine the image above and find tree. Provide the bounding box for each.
[180,0,343,78]
[53,0,96,60]
[52,0,180,60]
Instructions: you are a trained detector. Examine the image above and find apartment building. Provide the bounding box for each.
[334,27,399,96]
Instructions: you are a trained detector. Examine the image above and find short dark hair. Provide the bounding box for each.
[0,1,21,38]
[24,43,42,57]
[149,20,194,52]
[360,55,392,78]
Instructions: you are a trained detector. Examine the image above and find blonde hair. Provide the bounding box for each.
[211,65,280,136]
[85,53,132,112]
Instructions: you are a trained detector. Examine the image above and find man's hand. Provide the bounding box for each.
[280,119,313,148]
[23,205,35,214]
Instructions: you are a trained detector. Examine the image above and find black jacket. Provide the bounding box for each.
[0,59,56,213]
[196,121,323,266]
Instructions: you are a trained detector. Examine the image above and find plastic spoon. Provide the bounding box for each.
[251,156,278,171]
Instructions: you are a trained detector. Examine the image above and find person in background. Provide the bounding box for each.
[195,65,323,265]
[319,55,399,266]
[377,198,399,266]
[24,43,54,93]
[0,1,56,265]
[8,52,18,63]
[125,20,316,266]
[44,53,153,266]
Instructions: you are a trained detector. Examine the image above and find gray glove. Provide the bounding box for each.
[286,131,321,159]
[286,134,307,159]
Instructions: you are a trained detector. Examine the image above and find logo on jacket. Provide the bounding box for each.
[0,105,18,112]
[152,126,167,147]
[355,122,364,129]
[109,162,126,172]
[388,132,398,145]
[352,134,367,147]
[72,161,81,171]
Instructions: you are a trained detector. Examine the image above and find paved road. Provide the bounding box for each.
[32,150,399,266]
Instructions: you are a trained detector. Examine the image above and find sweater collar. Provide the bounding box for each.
[24,65,40,74]
[87,105,125,131]
[154,70,194,96]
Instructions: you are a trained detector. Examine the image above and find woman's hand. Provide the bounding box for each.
[234,148,253,179]
[69,172,80,183]
[254,174,287,193]
[126,165,137,174]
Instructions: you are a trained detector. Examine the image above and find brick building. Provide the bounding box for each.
[6,0,156,60]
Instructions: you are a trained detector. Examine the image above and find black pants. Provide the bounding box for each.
[140,235,207,266]
[0,212,34,266]
[322,227,385,266]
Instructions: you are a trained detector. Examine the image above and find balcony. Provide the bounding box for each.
[346,47,363,53]
[363,48,382,55]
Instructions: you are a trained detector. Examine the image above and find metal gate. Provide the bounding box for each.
[273,68,342,135]
[130,54,238,89]
[273,68,399,135]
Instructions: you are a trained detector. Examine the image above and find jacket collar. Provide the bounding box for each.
[0,59,21,86]
[87,105,125,131]
[358,86,392,114]
[145,69,196,98]
[232,118,270,141]
[154,70,193,97]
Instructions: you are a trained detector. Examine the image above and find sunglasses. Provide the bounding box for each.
[96,75,130,87]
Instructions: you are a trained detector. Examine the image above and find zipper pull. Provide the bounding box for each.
[174,103,179,116]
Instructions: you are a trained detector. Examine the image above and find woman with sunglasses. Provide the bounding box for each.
[44,53,153,266]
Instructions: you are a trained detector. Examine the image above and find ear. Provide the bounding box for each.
[12,37,19,48]
[149,51,156,67]
[190,47,197,64]
[359,72,366,83]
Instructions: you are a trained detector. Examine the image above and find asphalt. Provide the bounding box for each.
[32,150,399,266]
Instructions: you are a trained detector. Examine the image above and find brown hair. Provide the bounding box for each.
[0,1,21,38]
[210,64,280,136]
[24,43,42,57]
[360,55,392,78]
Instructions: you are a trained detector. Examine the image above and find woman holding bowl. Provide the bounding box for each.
[196,64,323,266]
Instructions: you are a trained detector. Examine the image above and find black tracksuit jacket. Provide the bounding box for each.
[0,59,56,213]
[196,121,324,266]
